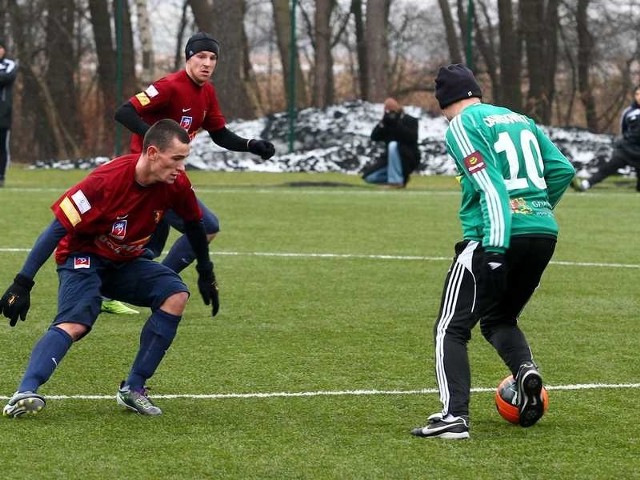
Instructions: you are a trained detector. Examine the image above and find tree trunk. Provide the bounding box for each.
[88,0,117,153]
[117,0,139,97]
[576,0,597,131]
[350,0,367,99]
[541,0,559,124]
[134,0,155,85]
[365,0,389,102]
[45,0,81,158]
[313,0,335,107]
[188,0,256,119]
[271,0,308,109]
[497,0,521,111]
[471,1,499,101]
[173,1,189,72]
[438,0,462,63]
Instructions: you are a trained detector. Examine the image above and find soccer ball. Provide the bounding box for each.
[495,375,549,424]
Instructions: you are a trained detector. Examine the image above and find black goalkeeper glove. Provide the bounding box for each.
[0,274,35,327]
[248,139,276,160]
[482,252,507,303]
[196,262,220,317]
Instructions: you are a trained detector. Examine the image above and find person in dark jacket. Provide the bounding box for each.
[0,39,18,187]
[572,85,640,192]
[362,98,420,188]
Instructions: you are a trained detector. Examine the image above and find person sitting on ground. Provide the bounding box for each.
[361,97,420,188]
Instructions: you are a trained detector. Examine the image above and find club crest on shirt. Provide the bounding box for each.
[153,210,163,224]
[111,220,127,240]
[464,151,486,174]
[180,116,193,130]
[73,256,91,269]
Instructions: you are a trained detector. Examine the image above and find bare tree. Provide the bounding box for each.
[117,0,139,97]
[438,0,462,63]
[365,0,390,102]
[576,0,597,131]
[470,1,500,101]
[521,0,559,123]
[134,0,155,85]
[45,0,82,159]
[497,0,521,111]
[312,0,335,107]
[88,0,117,153]
[351,0,368,98]
[271,0,308,109]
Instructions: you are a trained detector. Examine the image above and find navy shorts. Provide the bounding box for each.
[54,254,189,329]
[145,197,219,258]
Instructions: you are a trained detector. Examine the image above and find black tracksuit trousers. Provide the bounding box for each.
[433,236,556,417]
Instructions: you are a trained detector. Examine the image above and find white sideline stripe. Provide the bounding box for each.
[1,247,639,269]
[2,186,635,197]
[1,383,638,401]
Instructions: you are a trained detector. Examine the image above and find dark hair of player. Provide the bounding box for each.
[143,119,191,152]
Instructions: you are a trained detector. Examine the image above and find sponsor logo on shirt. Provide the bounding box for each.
[73,256,91,269]
[509,197,533,215]
[145,85,159,98]
[464,151,486,174]
[135,92,150,106]
[111,220,127,240]
[71,189,91,214]
[180,116,193,130]
[95,235,150,257]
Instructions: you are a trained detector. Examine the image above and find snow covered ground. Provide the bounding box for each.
[34,100,619,177]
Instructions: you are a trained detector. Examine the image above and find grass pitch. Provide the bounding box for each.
[0,166,638,479]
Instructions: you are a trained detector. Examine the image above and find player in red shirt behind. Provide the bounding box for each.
[111,32,275,315]
[0,120,218,417]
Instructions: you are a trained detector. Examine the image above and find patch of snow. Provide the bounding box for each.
[33,101,622,177]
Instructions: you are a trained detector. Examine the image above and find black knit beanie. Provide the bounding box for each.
[435,64,482,109]
[185,32,220,61]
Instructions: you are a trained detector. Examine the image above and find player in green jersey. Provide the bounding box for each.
[411,64,575,439]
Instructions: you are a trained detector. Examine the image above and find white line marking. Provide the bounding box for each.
[0,248,638,269]
[0,383,638,401]
[3,185,636,197]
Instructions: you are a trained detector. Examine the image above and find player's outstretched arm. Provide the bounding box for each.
[0,219,67,326]
[208,127,275,160]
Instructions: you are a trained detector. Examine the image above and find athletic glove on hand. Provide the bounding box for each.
[0,274,35,327]
[482,252,507,301]
[248,139,276,160]
[196,262,220,317]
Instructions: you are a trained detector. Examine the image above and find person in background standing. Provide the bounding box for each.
[0,38,18,188]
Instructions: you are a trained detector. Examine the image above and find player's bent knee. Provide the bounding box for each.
[206,232,217,243]
[160,291,189,315]
[55,322,89,341]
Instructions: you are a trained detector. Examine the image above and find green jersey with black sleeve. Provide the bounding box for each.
[445,103,575,253]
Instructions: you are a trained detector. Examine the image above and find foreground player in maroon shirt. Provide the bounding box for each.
[0,120,218,417]
[114,31,275,292]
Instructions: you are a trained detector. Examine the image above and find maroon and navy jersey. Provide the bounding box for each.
[51,155,202,264]
[128,70,226,153]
